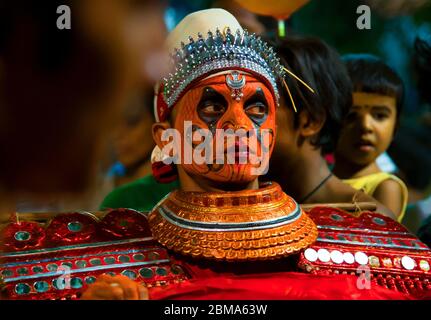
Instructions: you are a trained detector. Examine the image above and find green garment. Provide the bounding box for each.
[100,174,179,213]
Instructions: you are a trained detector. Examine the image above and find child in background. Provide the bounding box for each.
[333,54,408,222]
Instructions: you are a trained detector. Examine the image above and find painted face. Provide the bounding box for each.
[172,71,276,184]
[335,92,397,166]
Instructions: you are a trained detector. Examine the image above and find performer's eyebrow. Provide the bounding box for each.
[200,87,227,104]
[245,87,268,106]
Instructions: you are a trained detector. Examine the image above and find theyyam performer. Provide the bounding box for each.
[1,9,431,300]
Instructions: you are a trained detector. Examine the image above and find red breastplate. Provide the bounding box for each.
[298,207,431,296]
[0,209,189,300]
[2,207,431,300]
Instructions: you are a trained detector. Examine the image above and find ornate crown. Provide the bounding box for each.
[162,27,286,109]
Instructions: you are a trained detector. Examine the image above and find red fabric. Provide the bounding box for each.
[149,272,413,300]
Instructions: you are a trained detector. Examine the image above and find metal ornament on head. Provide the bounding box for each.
[226,71,246,101]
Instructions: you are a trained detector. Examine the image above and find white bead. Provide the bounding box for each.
[317,248,331,263]
[330,250,344,264]
[355,252,368,265]
[401,256,415,270]
[343,252,355,264]
[304,248,318,262]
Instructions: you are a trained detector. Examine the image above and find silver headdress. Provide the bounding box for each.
[162,28,286,109]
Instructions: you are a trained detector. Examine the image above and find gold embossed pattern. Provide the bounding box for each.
[149,182,318,261]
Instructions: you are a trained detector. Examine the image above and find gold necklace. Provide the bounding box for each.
[149,182,317,261]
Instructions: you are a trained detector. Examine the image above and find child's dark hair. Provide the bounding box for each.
[342,54,404,125]
[414,33,431,105]
[274,36,352,154]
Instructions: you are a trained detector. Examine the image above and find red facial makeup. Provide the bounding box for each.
[172,72,276,184]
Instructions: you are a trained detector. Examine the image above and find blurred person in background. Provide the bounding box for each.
[109,86,156,187]
[0,0,167,221]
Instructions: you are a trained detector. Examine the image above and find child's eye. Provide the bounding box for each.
[372,112,389,121]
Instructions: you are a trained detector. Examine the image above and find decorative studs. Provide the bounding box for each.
[317,248,330,263]
[330,250,344,264]
[393,257,402,268]
[419,260,430,272]
[171,264,184,275]
[17,267,29,275]
[372,217,386,226]
[401,256,416,270]
[148,252,160,261]
[47,264,58,272]
[70,277,83,289]
[104,257,116,265]
[330,214,344,222]
[89,258,102,266]
[133,254,145,261]
[75,260,87,268]
[34,281,49,293]
[304,248,318,262]
[139,268,154,279]
[1,269,13,277]
[156,267,168,276]
[67,221,83,232]
[32,266,44,274]
[14,231,31,241]
[119,255,131,263]
[85,276,96,284]
[15,283,31,295]
[343,252,355,264]
[382,258,393,268]
[52,278,69,290]
[122,270,138,280]
[61,262,73,269]
[354,252,368,265]
[368,256,380,268]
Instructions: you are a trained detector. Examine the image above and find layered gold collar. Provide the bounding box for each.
[149,182,317,261]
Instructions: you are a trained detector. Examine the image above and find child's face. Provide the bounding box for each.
[335,92,397,166]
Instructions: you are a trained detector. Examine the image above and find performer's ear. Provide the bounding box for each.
[152,122,172,150]
[297,111,326,138]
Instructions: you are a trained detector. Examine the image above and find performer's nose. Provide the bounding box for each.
[220,106,252,131]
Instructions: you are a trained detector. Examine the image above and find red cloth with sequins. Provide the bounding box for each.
[2,207,431,300]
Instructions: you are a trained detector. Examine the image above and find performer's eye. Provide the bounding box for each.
[244,88,268,121]
[198,87,227,122]
[245,102,267,119]
[200,101,226,116]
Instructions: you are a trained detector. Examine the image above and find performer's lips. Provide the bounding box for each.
[226,141,251,163]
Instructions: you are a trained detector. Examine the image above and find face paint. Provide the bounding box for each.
[172,72,276,184]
